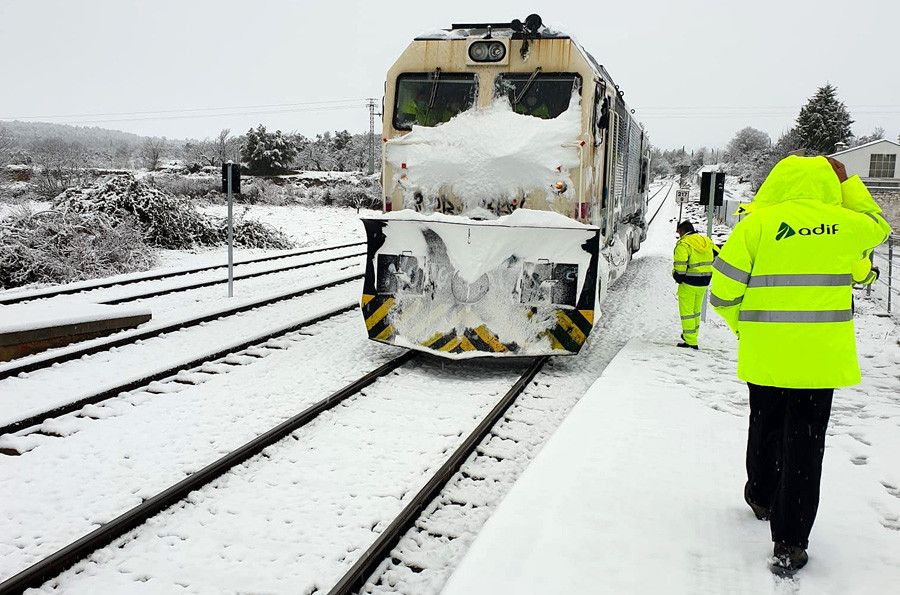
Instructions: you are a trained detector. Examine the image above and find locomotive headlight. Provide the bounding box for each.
[468,41,507,63]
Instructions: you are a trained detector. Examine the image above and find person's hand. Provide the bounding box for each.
[826,157,848,183]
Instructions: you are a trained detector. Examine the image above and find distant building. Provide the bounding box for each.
[829,139,900,189]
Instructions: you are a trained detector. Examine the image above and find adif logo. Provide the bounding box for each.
[776,222,839,241]
[776,222,796,241]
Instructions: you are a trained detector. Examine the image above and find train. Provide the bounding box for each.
[361,14,650,359]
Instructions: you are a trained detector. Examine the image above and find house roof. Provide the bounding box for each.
[829,138,900,157]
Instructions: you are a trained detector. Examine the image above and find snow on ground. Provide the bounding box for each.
[2,181,896,592]
[0,311,397,580]
[0,277,361,431]
[192,204,377,261]
[29,358,530,593]
[444,319,900,594]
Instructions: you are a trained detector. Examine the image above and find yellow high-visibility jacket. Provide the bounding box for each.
[711,156,892,388]
[673,232,717,286]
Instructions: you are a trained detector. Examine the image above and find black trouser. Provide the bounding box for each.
[745,383,834,549]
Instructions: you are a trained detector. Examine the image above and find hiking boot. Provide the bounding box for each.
[744,482,769,521]
[676,342,699,350]
[770,543,808,576]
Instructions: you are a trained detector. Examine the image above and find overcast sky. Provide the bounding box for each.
[1,0,897,149]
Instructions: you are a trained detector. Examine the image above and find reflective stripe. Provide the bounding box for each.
[713,258,751,285]
[681,313,700,320]
[739,309,853,323]
[746,273,852,288]
[709,293,743,307]
[673,260,688,266]
[687,261,714,269]
[684,272,712,278]
[682,328,698,335]
[864,212,880,224]
[862,270,877,284]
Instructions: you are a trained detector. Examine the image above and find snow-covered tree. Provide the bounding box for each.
[725,127,771,161]
[241,125,297,174]
[750,128,802,190]
[795,84,853,154]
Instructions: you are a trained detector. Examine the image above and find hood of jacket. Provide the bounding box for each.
[749,155,842,212]
[679,231,713,252]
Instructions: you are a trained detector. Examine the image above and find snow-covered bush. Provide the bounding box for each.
[228,217,292,249]
[330,182,380,210]
[148,173,218,201]
[241,125,297,174]
[0,206,155,288]
[55,174,293,250]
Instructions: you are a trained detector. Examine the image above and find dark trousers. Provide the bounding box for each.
[745,383,834,549]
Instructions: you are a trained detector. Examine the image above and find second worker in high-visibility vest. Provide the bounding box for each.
[672,221,717,349]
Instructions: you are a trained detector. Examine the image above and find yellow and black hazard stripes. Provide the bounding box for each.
[420,325,519,355]
[547,309,594,353]
[361,294,395,342]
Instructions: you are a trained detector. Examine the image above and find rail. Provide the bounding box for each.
[0,302,359,436]
[0,351,418,595]
[0,272,363,381]
[0,241,366,305]
[327,356,548,595]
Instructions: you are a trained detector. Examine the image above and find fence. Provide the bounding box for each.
[867,234,899,318]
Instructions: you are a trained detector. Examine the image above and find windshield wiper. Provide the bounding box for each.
[513,67,542,105]
[427,67,442,111]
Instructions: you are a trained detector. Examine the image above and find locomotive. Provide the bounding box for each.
[361,15,650,358]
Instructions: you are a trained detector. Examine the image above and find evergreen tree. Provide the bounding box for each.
[241,125,297,174]
[795,84,853,154]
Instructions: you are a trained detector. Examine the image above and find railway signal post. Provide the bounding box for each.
[221,161,241,297]
[699,171,725,320]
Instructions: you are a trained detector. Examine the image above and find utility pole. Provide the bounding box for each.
[366,98,379,175]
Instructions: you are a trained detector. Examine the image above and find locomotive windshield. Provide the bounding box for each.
[495,73,581,119]
[393,73,477,130]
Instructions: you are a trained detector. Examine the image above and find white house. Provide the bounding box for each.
[829,139,900,188]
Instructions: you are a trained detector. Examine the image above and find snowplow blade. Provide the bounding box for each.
[360,212,601,359]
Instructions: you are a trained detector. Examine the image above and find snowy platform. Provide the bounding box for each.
[0,302,151,361]
[443,338,900,594]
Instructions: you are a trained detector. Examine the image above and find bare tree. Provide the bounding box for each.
[113,142,134,169]
[0,126,14,165]
[214,129,234,164]
[140,137,166,170]
[30,137,91,197]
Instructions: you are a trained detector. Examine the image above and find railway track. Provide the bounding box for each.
[647,182,675,226]
[0,351,418,595]
[0,355,546,594]
[0,240,366,306]
[99,248,365,305]
[0,301,359,437]
[0,271,364,382]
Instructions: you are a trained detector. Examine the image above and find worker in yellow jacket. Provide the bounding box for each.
[672,221,717,349]
[710,155,891,575]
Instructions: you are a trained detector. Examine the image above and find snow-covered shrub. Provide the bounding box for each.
[0,206,155,289]
[229,217,293,249]
[148,173,218,201]
[331,182,380,210]
[55,174,293,250]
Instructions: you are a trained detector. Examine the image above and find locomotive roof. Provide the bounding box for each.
[414,25,569,41]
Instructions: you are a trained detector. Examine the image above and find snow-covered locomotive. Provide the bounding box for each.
[361,14,650,358]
